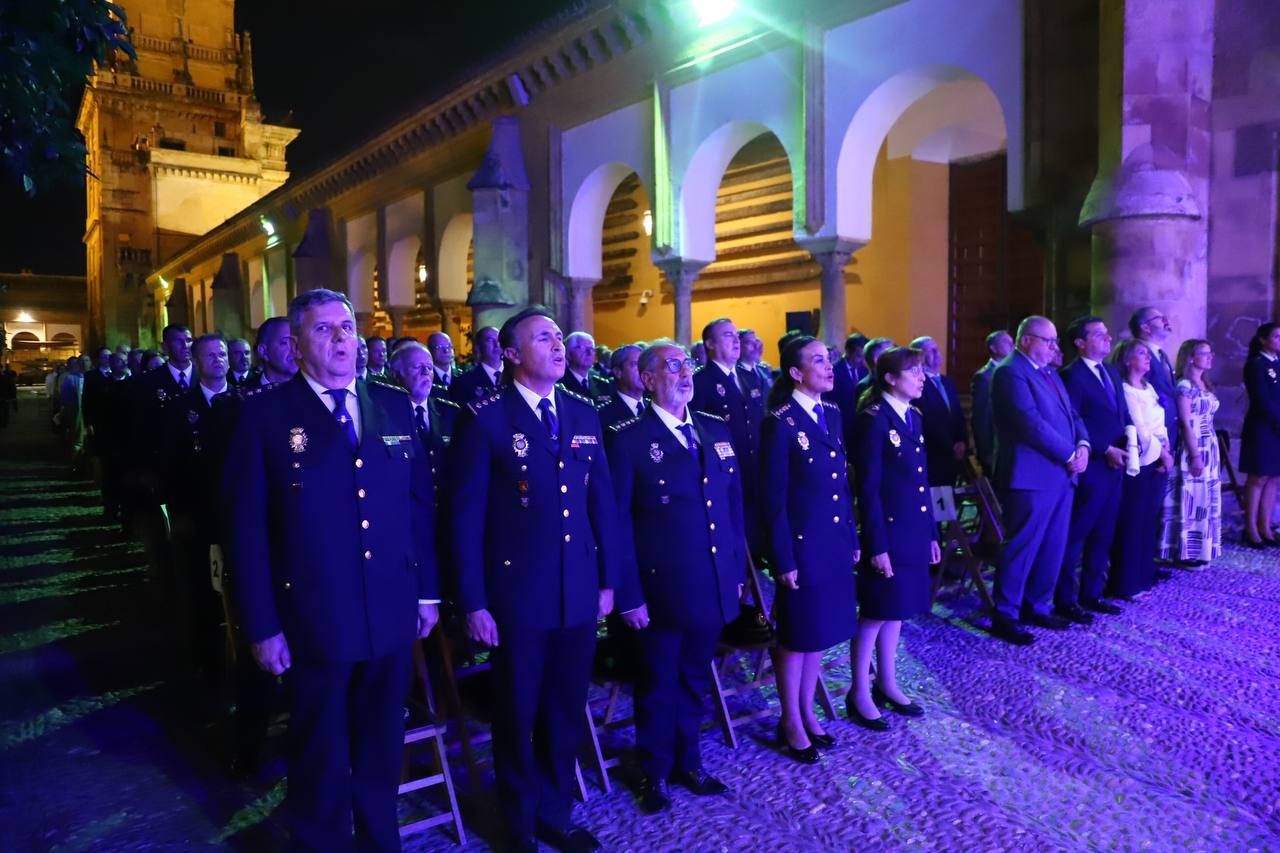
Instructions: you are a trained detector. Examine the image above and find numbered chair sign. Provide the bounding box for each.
[930,486,958,522]
[209,544,224,594]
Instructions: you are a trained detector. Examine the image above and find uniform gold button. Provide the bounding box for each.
[830,451,836,458]
[521,465,528,472]
[888,516,895,523]
[503,560,511,567]
[833,516,840,523]
[361,520,370,529]
[797,534,804,540]
[920,505,928,512]
[292,462,300,469]
[919,486,925,493]
[832,494,839,501]
[558,461,565,469]
[562,509,570,518]
[729,467,734,474]
[917,467,923,473]
[560,484,568,493]
[283,581,291,590]
[711,545,717,554]
[564,534,572,543]
[709,523,716,531]
[355,458,363,468]
[703,477,709,485]
[358,488,366,498]
[658,479,665,486]
[363,550,372,559]
[831,472,838,480]
[706,499,712,507]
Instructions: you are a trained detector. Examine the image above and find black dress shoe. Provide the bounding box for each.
[670,767,729,796]
[804,728,837,748]
[1154,568,1174,581]
[776,723,820,763]
[872,684,924,717]
[536,823,601,853]
[1242,537,1269,550]
[1081,598,1123,615]
[1053,604,1095,625]
[506,837,539,853]
[990,615,1035,645]
[845,695,891,731]
[1022,610,1070,630]
[638,776,672,814]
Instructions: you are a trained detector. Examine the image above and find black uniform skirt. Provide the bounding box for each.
[774,570,857,653]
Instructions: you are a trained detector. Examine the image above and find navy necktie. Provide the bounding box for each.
[414,404,429,439]
[537,397,559,441]
[177,371,188,392]
[326,388,358,451]
[678,423,700,462]
[1095,362,1115,401]
[931,375,950,412]
[904,407,913,433]
[813,402,829,435]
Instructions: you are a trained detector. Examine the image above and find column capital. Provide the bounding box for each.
[797,236,864,269]
[654,257,708,293]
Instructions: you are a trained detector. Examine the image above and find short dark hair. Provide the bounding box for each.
[255,316,290,349]
[365,335,385,346]
[162,323,191,342]
[864,336,894,366]
[610,343,643,372]
[287,288,354,334]
[701,318,733,344]
[1128,307,1157,338]
[844,332,868,355]
[859,346,925,411]
[1066,315,1105,350]
[192,332,227,359]
[498,305,556,350]
[472,325,499,342]
[985,330,1009,352]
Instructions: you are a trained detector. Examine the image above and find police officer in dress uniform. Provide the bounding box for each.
[427,332,462,401]
[971,330,1014,475]
[608,339,742,814]
[1058,317,1130,618]
[598,344,646,430]
[1240,322,1280,548]
[448,306,617,853]
[760,336,859,761]
[850,346,941,731]
[691,319,765,550]
[228,337,255,386]
[162,333,241,706]
[224,289,439,852]
[450,326,505,404]
[254,317,298,386]
[563,331,612,401]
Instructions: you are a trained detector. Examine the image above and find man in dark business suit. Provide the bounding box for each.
[1058,317,1130,621]
[970,330,1013,475]
[448,306,617,853]
[563,331,611,401]
[427,332,462,400]
[854,337,894,405]
[450,325,505,403]
[224,289,439,851]
[598,343,646,429]
[228,337,255,386]
[737,329,773,392]
[911,336,968,488]
[989,316,1091,645]
[608,340,743,814]
[831,332,868,412]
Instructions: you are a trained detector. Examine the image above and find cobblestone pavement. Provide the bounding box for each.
[3,393,1279,852]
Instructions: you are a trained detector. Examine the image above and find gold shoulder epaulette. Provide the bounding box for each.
[910,404,924,416]
[556,385,593,406]
[821,400,840,410]
[692,409,724,423]
[608,416,641,433]
[770,401,793,418]
[435,397,461,411]
[467,389,503,414]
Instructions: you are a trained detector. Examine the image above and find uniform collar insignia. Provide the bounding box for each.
[289,427,308,453]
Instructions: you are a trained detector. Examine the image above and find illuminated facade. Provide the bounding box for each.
[143,0,1277,444]
[77,0,298,348]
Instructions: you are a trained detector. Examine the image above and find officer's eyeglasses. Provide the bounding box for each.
[661,357,697,374]
[1026,333,1059,348]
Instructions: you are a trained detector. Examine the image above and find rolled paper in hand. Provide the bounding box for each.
[1125,424,1140,476]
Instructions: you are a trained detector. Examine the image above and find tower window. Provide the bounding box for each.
[217,146,235,157]
[214,121,227,138]
[158,138,186,151]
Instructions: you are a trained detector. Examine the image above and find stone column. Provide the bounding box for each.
[655,258,707,346]
[293,208,334,294]
[801,238,863,348]
[468,117,530,330]
[210,253,244,338]
[1080,0,1212,346]
[387,307,409,337]
[565,277,598,335]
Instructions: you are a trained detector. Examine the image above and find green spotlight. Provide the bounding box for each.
[693,0,736,26]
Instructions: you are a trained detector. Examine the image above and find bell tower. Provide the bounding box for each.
[77,0,299,347]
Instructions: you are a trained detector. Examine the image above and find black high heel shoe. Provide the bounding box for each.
[776,722,820,763]
[845,693,890,732]
[872,684,924,718]
[804,727,837,749]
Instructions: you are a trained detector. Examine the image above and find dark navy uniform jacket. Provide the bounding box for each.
[970,361,998,473]
[607,407,745,628]
[222,373,437,664]
[130,364,192,492]
[598,392,645,431]
[163,384,241,543]
[449,363,503,405]
[409,396,458,592]
[447,384,619,630]
[854,400,937,566]
[761,398,859,584]
[691,361,766,546]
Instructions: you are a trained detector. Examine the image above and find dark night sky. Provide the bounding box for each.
[0,0,581,275]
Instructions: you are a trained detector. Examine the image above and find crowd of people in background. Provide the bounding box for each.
[24,295,1280,852]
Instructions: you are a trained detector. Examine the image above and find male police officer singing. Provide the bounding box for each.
[224,289,439,851]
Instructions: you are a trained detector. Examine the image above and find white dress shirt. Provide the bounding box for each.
[1123,381,1167,466]
[513,379,556,418]
[651,402,697,448]
[883,392,913,424]
[791,389,823,425]
[618,391,644,418]
[711,360,740,391]
[302,371,361,442]
[199,381,228,407]
[168,363,193,388]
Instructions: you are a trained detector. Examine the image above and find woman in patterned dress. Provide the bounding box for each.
[1159,340,1221,565]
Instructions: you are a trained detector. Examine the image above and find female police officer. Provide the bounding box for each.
[850,346,941,730]
[761,335,859,762]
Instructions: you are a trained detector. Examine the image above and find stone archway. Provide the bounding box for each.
[437,213,473,304]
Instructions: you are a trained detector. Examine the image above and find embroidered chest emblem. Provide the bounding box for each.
[289,427,308,453]
[889,429,901,448]
[716,384,726,397]
[187,409,200,424]
[512,432,529,458]
[797,431,810,451]
[650,442,664,463]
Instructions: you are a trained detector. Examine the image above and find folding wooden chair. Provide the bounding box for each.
[398,638,466,844]
[1217,429,1246,512]
[709,552,839,748]
[930,465,996,612]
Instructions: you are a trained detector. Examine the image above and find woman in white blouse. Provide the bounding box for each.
[1108,339,1174,599]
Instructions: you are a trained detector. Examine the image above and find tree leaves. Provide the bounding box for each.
[0,0,136,196]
